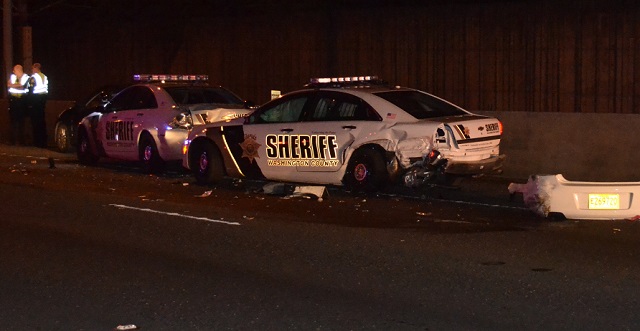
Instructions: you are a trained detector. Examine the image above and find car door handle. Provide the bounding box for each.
[280,128,294,133]
[342,125,356,130]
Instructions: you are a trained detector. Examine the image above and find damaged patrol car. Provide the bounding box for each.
[77,74,251,172]
[183,76,505,191]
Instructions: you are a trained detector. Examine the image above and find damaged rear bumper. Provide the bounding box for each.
[445,154,506,175]
[509,174,640,220]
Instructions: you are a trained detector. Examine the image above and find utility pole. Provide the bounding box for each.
[16,0,31,71]
[2,0,31,98]
[3,0,12,98]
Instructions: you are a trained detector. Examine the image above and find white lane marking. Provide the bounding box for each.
[109,204,241,226]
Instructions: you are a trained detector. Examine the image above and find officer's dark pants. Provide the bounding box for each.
[8,96,26,145]
[29,94,48,148]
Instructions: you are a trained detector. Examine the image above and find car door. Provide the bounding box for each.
[295,91,378,174]
[100,86,157,160]
[239,91,313,182]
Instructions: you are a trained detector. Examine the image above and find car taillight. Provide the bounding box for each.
[498,120,503,135]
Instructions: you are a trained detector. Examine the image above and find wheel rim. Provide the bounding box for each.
[354,163,368,182]
[56,125,68,150]
[143,145,153,162]
[198,152,209,173]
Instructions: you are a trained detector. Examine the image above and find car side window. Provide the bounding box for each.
[250,96,308,124]
[109,86,157,111]
[308,93,379,121]
[131,87,157,110]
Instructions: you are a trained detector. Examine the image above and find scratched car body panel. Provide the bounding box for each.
[509,174,640,220]
[183,76,505,190]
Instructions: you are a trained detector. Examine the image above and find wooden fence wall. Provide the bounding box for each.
[29,1,640,113]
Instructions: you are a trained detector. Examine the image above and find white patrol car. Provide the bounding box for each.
[77,74,252,172]
[183,76,505,191]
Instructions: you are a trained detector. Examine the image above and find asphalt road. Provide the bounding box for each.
[1,145,639,330]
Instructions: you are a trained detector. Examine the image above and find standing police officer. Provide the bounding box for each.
[7,64,29,145]
[29,63,49,148]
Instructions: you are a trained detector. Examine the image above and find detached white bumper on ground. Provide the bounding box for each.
[509,174,640,220]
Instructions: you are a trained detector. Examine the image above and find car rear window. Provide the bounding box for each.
[373,90,467,119]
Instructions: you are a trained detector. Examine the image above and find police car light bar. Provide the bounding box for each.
[133,74,209,82]
[309,75,378,84]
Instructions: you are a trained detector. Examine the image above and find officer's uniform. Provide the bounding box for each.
[8,73,29,145]
[29,71,49,147]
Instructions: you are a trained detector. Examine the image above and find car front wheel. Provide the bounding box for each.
[77,128,99,165]
[192,141,224,185]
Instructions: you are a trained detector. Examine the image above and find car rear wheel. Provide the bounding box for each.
[139,134,164,174]
[77,128,99,165]
[343,146,388,192]
[192,141,224,185]
[54,121,72,153]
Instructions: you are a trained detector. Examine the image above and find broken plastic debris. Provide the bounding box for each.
[196,190,213,197]
[115,325,138,330]
[508,175,551,217]
[416,211,431,216]
[31,160,37,164]
[263,182,287,195]
[243,215,255,220]
[182,182,189,186]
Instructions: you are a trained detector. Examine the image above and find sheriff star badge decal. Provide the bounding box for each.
[239,134,261,163]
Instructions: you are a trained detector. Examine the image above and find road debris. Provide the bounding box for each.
[263,182,287,195]
[196,190,213,198]
[115,324,138,330]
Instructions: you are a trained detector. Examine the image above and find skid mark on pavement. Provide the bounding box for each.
[109,204,241,226]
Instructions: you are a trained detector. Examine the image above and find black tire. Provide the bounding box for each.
[76,128,99,165]
[343,147,389,192]
[54,121,72,153]
[139,134,164,174]
[191,141,224,185]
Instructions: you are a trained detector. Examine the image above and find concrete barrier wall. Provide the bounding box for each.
[1,99,637,182]
[477,111,640,182]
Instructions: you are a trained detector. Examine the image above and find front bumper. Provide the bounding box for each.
[444,154,506,175]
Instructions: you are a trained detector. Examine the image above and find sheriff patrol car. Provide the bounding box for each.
[77,74,252,172]
[182,76,505,191]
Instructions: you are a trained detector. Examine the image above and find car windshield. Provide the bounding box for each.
[164,86,243,105]
[373,90,467,119]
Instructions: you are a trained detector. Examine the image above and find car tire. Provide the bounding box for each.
[54,121,72,153]
[77,127,99,165]
[192,141,224,185]
[139,134,164,174]
[343,146,388,192]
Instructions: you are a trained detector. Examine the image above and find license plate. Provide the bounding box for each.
[588,194,620,210]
